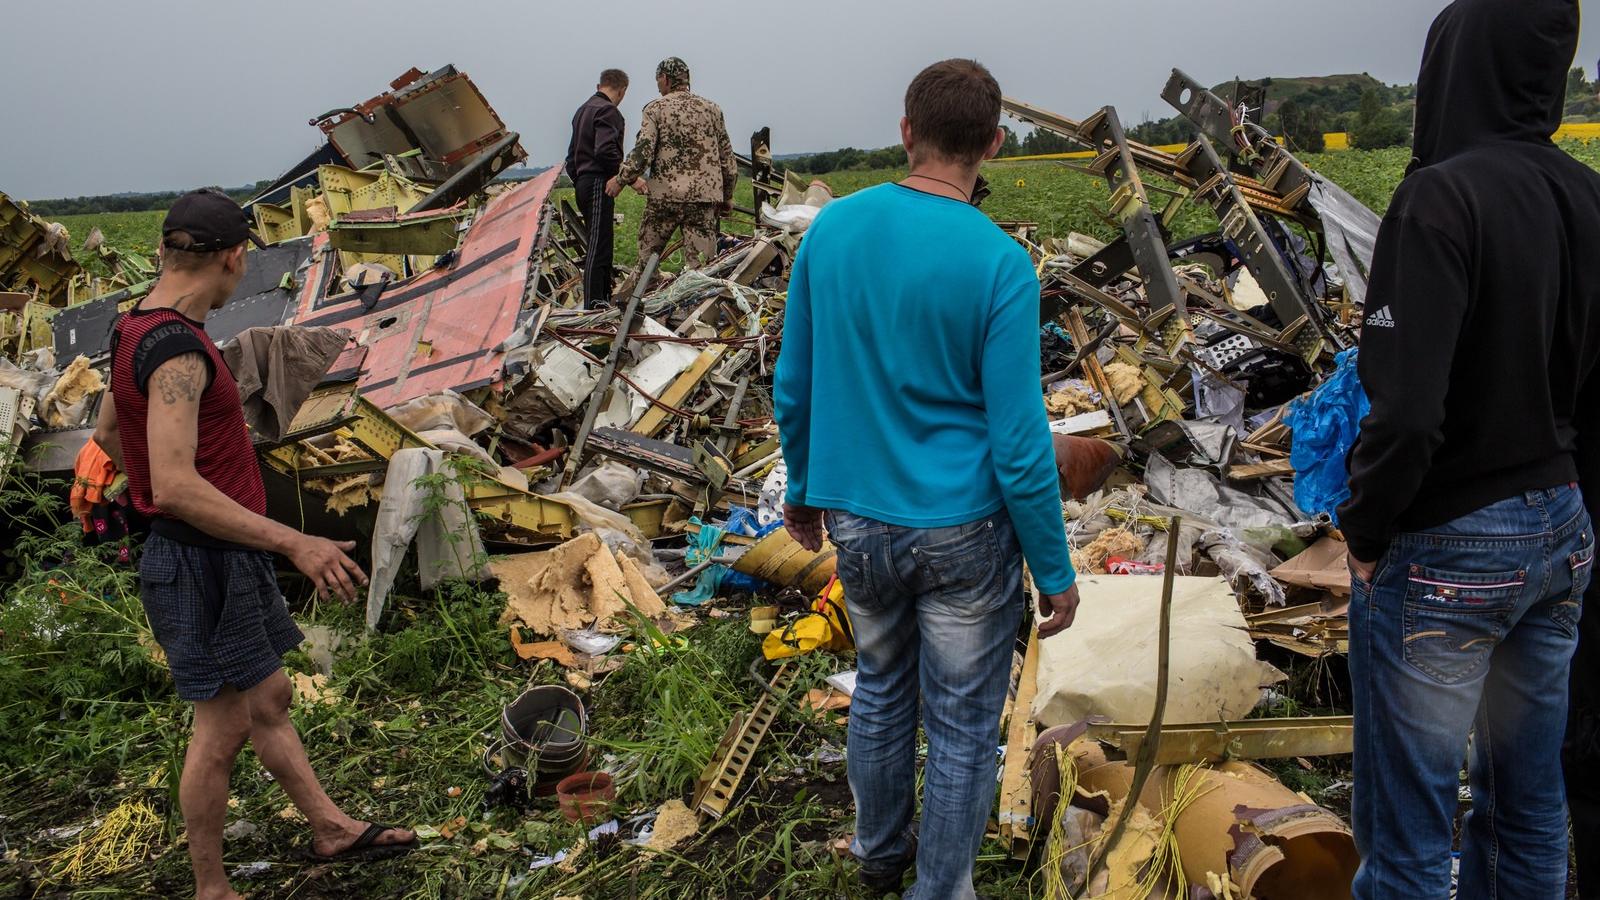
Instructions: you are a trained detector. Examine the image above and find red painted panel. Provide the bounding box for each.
[293,168,556,409]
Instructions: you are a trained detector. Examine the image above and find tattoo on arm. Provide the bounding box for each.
[152,354,205,406]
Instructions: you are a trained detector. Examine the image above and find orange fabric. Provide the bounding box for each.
[70,437,118,532]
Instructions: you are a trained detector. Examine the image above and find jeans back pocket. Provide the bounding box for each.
[1402,564,1525,685]
[1554,533,1592,637]
[909,521,1003,613]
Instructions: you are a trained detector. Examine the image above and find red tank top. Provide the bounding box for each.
[110,305,267,520]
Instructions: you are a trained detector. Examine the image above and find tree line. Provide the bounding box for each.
[784,74,1457,171]
[28,181,272,218]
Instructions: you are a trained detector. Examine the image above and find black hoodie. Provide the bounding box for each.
[1339,0,1600,562]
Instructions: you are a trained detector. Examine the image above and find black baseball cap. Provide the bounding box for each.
[162,188,266,252]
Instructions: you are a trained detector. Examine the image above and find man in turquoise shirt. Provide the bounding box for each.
[773,59,1079,899]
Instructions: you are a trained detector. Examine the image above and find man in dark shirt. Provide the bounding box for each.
[565,68,629,308]
[1338,1,1600,896]
[94,190,414,900]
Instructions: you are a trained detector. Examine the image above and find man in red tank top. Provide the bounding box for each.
[92,190,413,899]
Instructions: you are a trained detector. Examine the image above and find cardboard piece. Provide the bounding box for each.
[1032,575,1282,727]
[1269,536,1351,598]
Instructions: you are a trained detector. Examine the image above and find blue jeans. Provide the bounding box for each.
[826,508,1024,900]
[1350,485,1591,899]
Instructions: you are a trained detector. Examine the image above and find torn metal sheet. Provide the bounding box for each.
[1145,452,1294,531]
[327,205,467,257]
[51,238,314,361]
[587,426,761,499]
[1307,176,1381,305]
[292,169,558,408]
[594,318,700,430]
[313,66,525,185]
[0,192,80,307]
[1085,716,1353,765]
[1063,739,1358,900]
[1247,601,1350,657]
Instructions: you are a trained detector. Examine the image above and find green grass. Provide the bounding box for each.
[0,458,1033,899]
[51,210,164,278]
[45,141,1600,279]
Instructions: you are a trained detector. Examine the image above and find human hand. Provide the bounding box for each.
[604,176,623,198]
[716,201,732,217]
[784,503,825,553]
[632,178,649,195]
[1038,584,1081,638]
[286,535,368,602]
[1350,556,1377,585]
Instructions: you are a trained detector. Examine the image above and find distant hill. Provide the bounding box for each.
[1124,73,1413,150]
[1245,73,1389,108]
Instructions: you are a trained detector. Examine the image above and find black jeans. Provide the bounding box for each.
[573,173,615,309]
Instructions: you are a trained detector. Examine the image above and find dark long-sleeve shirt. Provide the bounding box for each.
[565,92,624,179]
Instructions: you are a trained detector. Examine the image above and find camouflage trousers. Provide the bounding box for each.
[637,200,720,270]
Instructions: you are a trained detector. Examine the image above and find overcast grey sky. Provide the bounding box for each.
[5,0,1597,199]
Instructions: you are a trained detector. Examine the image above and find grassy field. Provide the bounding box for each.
[51,141,1600,274]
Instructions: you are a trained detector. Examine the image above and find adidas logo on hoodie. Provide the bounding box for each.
[1365,306,1395,328]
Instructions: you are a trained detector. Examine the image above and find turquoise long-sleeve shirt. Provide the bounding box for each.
[773,183,1076,594]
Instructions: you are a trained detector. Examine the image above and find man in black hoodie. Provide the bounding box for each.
[565,69,630,309]
[1339,1,1600,896]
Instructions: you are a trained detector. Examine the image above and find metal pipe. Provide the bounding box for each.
[658,558,717,594]
[731,450,781,480]
[562,253,661,486]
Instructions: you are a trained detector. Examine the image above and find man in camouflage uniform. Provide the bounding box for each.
[606,57,737,274]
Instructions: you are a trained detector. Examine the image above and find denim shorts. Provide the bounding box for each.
[138,533,303,701]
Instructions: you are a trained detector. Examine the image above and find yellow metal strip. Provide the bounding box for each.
[632,344,727,438]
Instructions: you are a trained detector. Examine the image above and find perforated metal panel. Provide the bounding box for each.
[0,386,22,484]
[0,387,20,438]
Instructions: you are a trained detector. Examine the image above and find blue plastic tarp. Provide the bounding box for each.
[1285,348,1369,524]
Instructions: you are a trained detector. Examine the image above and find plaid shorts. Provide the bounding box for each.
[138,533,304,701]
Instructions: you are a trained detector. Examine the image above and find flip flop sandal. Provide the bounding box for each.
[305,822,417,863]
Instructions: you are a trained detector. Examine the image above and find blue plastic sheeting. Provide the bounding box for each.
[1285,348,1369,524]
[669,508,780,605]
[719,508,779,593]
[671,518,727,606]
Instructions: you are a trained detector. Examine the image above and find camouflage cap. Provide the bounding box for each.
[656,57,690,88]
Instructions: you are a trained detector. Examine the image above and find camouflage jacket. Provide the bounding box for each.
[616,90,737,204]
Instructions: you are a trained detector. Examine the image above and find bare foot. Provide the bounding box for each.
[311,819,416,858]
[196,887,243,900]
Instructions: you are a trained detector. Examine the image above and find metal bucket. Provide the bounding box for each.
[500,685,587,782]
